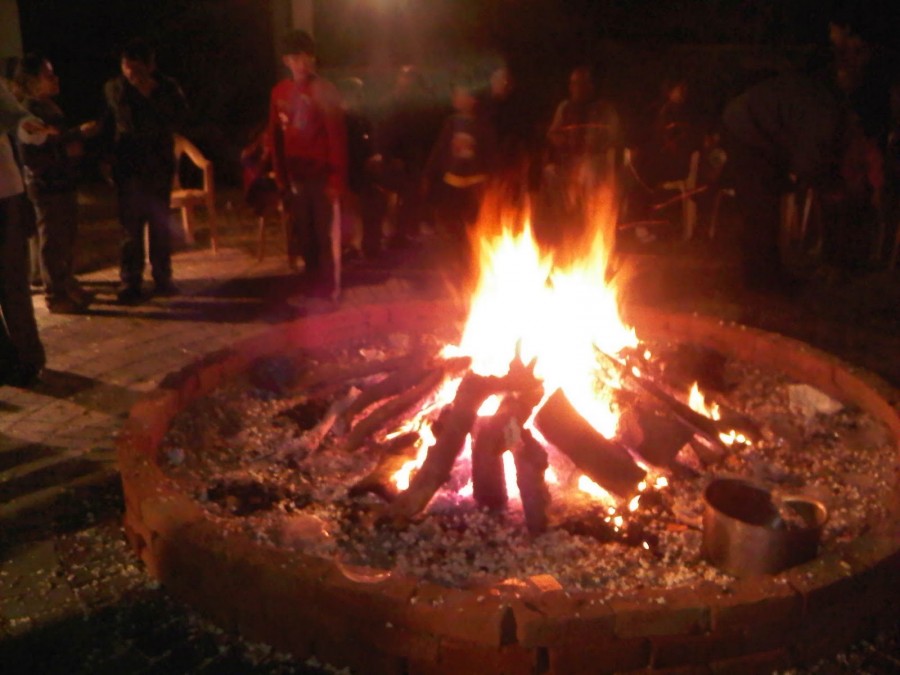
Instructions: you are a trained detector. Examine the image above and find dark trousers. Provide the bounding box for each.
[117,178,173,288]
[31,189,78,299]
[726,141,786,289]
[0,194,46,372]
[359,181,387,258]
[434,182,482,242]
[285,179,334,291]
[379,165,423,240]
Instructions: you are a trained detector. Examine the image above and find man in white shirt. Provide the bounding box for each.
[1,79,49,386]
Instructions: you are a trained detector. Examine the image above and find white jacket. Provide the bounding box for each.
[0,80,46,200]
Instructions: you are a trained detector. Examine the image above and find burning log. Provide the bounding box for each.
[383,372,506,522]
[514,429,551,535]
[339,355,462,427]
[618,403,694,469]
[472,385,543,511]
[534,388,646,499]
[341,357,470,452]
[348,432,420,502]
[470,414,508,511]
[298,387,362,451]
[597,349,729,458]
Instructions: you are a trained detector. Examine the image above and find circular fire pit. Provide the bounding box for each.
[118,299,900,674]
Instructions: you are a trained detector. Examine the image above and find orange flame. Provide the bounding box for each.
[391,187,645,504]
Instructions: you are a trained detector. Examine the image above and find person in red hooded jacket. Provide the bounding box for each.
[267,30,347,296]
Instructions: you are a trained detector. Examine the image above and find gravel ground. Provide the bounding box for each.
[1,197,898,673]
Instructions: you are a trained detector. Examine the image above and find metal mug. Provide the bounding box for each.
[702,477,828,577]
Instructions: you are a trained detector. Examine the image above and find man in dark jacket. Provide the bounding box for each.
[103,39,187,304]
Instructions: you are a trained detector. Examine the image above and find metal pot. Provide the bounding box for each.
[702,477,828,577]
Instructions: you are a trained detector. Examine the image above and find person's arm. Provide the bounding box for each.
[317,80,347,198]
[0,82,47,142]
[267,85,287,193]
[546,100,568,149]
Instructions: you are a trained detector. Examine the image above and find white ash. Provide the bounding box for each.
[160,335,897,597]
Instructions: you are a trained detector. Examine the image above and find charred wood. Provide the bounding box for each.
[534,388,646,499]
[471,386,543,511]
[341,362,461,452]
[339,356,470,427]
[514,429,551,535]
[597,349,729,457]
[383,373,505,522]
[348,433,420,502]
[618,403,694,469]
[471,415,508,510]
[296,353,431,397]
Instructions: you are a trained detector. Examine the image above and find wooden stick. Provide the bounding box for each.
[341,368,446,452]
[295,352,430,396]
[383,373,502,521]
[299,386,363,451]
[472,386,543,510]
[618,402,694,469]
[596,348,729,456]
[340,361,437,426]
[348,432,420,502]
[471,412,510,511]
[534,388,646,499]
[514,429,551,535]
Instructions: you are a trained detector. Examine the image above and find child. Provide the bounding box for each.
[267,30,346,296]
[16,53,97,313]
[424,76,496,246]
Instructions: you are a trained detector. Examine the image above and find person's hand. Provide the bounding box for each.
[20,119,51,136]
[79,120,100,138]
[17,119,56,145]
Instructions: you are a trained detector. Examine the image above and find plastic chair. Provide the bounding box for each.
[171,134,218,252]
[659,150,700,241]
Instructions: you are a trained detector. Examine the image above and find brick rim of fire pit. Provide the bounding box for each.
[117,299,900,674]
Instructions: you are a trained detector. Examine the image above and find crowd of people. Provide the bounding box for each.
[1,9,898,389]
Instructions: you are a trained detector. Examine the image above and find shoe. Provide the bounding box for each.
[0,361,43,388]
[66,284,95,309]
[116,285,143,304]
[152,280,180,297]
[46,295,87,314]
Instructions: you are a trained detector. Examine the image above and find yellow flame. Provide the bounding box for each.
[392,187,641,497]
[457,192,636,440]
[502,451,520,500]
[688,382,747,446]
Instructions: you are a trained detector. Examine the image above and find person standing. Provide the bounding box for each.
[540,66,622,245]
[103,39,187,304]
[16,53,97,314]
[0,79,49,386]
[424,76,496,249]
[267,30,346,297]
[374,65,441,249]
